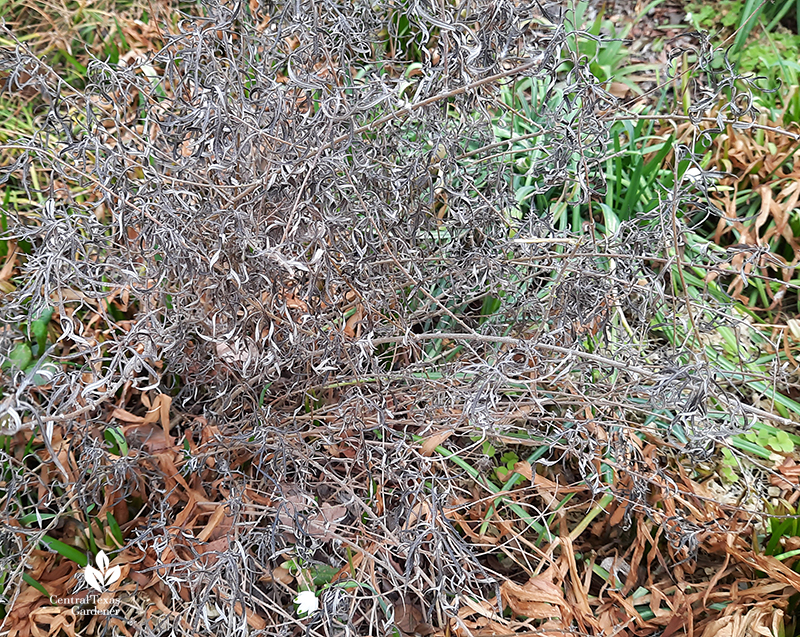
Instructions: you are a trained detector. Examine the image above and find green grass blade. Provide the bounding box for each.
[23,573,50,599]
[39,535,89,567]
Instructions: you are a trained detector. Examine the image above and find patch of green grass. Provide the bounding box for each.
[686,0,800,79]
[563,1,662,93]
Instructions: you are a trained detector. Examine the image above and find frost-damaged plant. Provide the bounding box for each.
[0,0,795,634]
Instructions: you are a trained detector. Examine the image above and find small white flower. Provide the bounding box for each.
[294,590,319,616]
[684,166,722,191]
[683,166,703,184]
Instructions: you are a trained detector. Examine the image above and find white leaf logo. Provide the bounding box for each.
[84,551,121,593]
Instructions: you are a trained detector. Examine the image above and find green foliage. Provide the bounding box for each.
[1,308,57,386]
[106,512,124,548]
[765,502,800,557]
[686,0,800,78]
[718,447,739,483]
[104,427,129,457]
[31,308,54,356]
[39,535,89,567]
[563,1,659,93]
[494,450,520,482]
[613,127,675,223]
[22,573,50,598]
[282,557,340,587]
[743,425,796,454]
[2,343,31,372]
[740,31,800,73]
[685,0,743,32]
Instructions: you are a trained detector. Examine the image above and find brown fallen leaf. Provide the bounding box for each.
[458,594,508,626]
[260,564,294,585]
[344,304,364,338]
[406,497,433,527]
[0,242,18,281]
[393,595,424,635]
[330,551,363,583]
[112,408,145,424]
[142,393,171,426]
[700,604,785,637]
[277,486,347,541]
[500,571,566,620]
[608,82,630,98]
[726,544,800,590]
[159,393,172,437]
[513,460,532,481]
[451,615,510,637]
[420,429,454,456]
[307,502,348,541]
[197,506,228,542]
[285,292,308,313]
[233,601,267,630]
[29,606,79,637]
[123,422,172,454]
